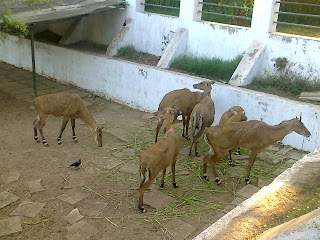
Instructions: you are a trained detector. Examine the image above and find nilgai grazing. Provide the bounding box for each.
[33,92,103,147]
[139,107,181,213]
[219,106,248,164]
[155,80,215,142]
[203,117,310,184]
[188,82,215,156]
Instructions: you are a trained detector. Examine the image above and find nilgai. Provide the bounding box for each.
[188,81,215,156]
[155,80,215,142]
[219,106,247,164]
[203,117,310,184]
[33,92,103,147]
[139,107,180,213]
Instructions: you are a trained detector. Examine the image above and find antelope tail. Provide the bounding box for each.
[139,166,150,185]
[192,113,203,137]
[204,131,215,156]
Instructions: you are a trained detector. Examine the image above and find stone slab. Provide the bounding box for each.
[82,100,92,107]
[161,219,196,240]
[286,151,306,161]
[143,191,176,210]
[119,162,139,175]
[28,179,45,193]
[103,160,122,170]
[66,220,99,240]
[79,200,107,217]
[64,208,84,224]
[105,128,129,143]
[11,201,45,218]
[96,117,106,125]
[276,146,293,156]
[260,151,285,164]
[1,171,20,183]
[57,188,88,205]
[176,170,190,176]
[64,178,85,189]
[258,179,272,188]
[0,217,22,236]
[237,185,260,199]
[0,191,20,209]
[225,197,244,211]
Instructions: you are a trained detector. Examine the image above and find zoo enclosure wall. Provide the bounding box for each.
[0,35,319,152]
[45,0,320,81]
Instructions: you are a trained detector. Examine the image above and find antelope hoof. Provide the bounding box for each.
[139,205,146,213]
[34,137,40,143]
[57,138,62,145]
[245,178,251,184]
[173,182,178,188]
[73,136,78,142]
[203,174,209,181]
[215,177,222,185]
[188,152,192,156]
[195,152,200,157]
[42,140,49,147]
[160,183,164,188]
[227,160,232,166]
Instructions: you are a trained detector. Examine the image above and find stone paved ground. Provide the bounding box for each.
[0,61,310,239]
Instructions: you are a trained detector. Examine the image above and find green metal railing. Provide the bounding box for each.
[142,0,181,16]
[199,1,253,27]
[275,1,320,31]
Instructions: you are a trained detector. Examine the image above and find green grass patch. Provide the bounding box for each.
[276,25,320,39]
[171,55,243,82]
[116,46,149,59]
[244,75,320,99]
[145,6,180,17]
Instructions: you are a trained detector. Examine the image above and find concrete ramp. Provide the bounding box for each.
[157,28,188,69]
[106,18,132,56]
[229,40,267,86]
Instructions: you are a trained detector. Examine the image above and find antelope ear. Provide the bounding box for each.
[96,126,104,131]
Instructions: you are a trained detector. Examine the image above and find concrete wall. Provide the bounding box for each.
[45,0,320,81]
[0,35,319,152]
[122,0,320,80]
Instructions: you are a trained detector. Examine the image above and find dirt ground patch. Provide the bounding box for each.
[0,87,310,240]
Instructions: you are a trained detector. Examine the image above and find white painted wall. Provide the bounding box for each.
[123,0,320,80]
[0,35,319,152]
[43,0,320,81]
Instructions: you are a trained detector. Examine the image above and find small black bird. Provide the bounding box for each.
[69,159,81,168]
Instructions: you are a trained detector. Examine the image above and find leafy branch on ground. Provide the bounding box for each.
[0,12,28,38]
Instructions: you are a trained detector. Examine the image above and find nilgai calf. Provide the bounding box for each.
[155,80,214,142]
[33,92,103,147]
[139,107,180,213]
[203,117,310,184]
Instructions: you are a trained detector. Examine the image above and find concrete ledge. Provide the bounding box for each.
[194,147,320,240]
[106,18,132,56]
[157,28,188,69]
[229,40,267,86]
[257,208,320,240]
